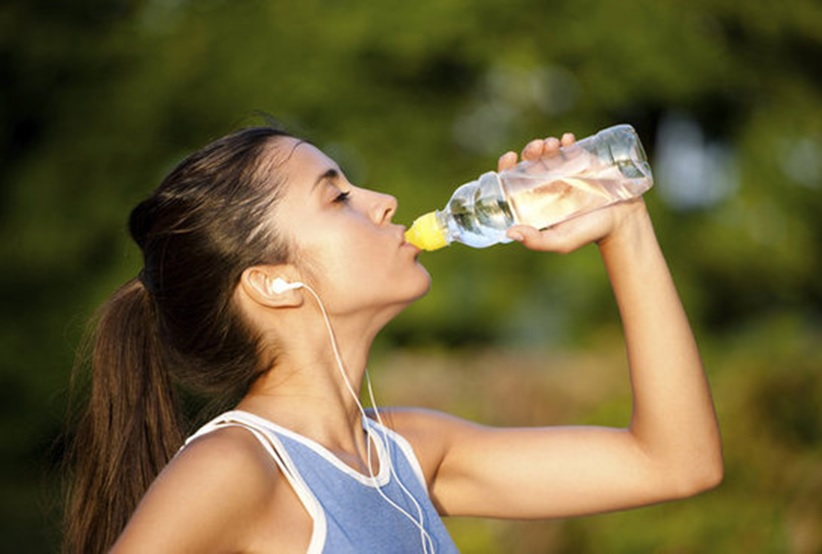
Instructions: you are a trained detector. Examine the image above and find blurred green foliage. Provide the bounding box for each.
[1,0,821,551]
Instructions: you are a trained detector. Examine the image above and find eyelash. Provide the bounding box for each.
[333,190,351,204]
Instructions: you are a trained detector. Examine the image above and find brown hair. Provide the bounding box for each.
[63,126,295,553]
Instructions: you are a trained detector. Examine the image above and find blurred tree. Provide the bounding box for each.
[1,0,821,551]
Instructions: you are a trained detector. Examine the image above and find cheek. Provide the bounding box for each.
[333,238,384,285]
[321,240,392,296]
[296,218,415,300]
[303,236,370,290]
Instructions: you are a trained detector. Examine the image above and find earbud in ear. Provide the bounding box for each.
[269,277,304,295]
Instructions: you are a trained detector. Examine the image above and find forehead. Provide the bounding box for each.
[265,139,344,255]
[271,138,339,190]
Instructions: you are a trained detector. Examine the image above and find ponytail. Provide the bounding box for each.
[63,125,294,552]
[63,278,183,554]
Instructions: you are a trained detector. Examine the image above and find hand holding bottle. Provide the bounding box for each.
[500,132,649,255]
[404,124,653,251]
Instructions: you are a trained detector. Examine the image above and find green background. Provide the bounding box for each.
[2,0,821,551]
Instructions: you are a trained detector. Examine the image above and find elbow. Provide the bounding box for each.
[689,438,725,495]
[686,459,724,496]
[669,453,724,499]
[703,455,725,491]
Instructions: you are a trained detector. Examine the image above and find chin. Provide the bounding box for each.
[412,267,433,298]
[382,266,432,308]
[387,275,432,316]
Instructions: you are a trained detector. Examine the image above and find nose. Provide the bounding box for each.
[370,190,398,224]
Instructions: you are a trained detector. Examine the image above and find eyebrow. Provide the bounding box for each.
[312,168,340,191]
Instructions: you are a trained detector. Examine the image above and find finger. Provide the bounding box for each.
[521,139,546,161]
[506,224,540,244]
[541,136,561,155]
[507,222,585,254]
[560,132,576,147]
[497,151,518,171]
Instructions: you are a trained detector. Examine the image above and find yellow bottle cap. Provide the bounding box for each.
[404,211,448,251]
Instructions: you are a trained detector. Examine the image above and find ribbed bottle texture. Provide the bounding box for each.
[405,124,653,251]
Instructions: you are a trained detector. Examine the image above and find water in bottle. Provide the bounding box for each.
[404,124,653,251]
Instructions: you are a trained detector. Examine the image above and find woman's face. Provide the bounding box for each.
[271,138,431,316]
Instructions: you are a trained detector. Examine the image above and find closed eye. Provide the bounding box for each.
[333,190,351,204]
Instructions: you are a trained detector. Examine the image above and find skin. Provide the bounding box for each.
[112,134,723,553]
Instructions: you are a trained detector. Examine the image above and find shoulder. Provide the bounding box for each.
[113,425,286,552]
[176,425,282,495]
[373,408,485,482]
[378,407,482,439]
[174,424,280,481]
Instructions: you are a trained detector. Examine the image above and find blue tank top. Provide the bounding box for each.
[184,410,459,554]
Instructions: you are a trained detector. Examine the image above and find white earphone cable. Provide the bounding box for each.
[298,283,435,554]
[366,371,434,553]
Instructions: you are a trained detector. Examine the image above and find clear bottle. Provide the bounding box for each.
[404,124,654,251]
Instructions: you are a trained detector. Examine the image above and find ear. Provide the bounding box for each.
[239,265,303,308]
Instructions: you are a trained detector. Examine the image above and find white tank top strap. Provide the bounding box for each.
[180,410,328,554]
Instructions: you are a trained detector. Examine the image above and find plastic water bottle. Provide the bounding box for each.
[404,124,654,251]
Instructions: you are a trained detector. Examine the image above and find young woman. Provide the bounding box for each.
[63,126,723,553]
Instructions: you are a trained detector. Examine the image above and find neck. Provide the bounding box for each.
[236,309,381,457]
[233,277,406,464]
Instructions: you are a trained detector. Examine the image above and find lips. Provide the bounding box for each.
[398,227,420,252]
[396,225,410,244]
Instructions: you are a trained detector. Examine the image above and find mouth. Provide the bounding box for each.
[397,227,423,258]
[403,241,421,255]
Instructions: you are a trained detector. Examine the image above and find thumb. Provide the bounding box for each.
[506,224,542,245]
[507,223,580,253]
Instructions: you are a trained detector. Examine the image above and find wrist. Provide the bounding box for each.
[596,200,656,259]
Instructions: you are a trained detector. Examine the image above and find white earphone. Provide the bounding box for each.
[269,277,305,295]
[266,274,435,552]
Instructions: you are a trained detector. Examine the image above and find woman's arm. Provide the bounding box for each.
[394,135,722,519]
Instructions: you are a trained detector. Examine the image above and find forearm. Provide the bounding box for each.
[598,205,723,492]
